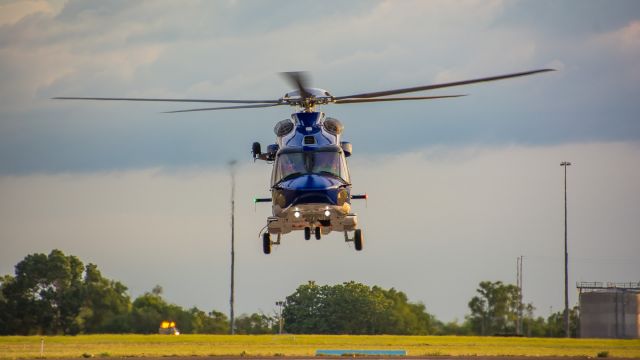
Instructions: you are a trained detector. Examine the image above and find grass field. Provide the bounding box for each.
[1,334,640,359]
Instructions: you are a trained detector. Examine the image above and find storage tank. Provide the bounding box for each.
[578,282,640,339]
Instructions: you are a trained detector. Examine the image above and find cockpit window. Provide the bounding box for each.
[273,149,349,184]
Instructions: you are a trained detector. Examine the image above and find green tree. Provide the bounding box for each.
[77,263,131,333]
[546,306,579,337]
[282,281,439,335]
[235,313,275,334]
[467,280,522,335]
[0,250,232,335]
[0,250,85,334]
[130,286,196,334]
[130,288,170,333]
[189,308,229,334]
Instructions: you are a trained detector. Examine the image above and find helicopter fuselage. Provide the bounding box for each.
[255,111,361,242]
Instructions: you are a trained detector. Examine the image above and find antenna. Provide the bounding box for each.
[229,160,237,335]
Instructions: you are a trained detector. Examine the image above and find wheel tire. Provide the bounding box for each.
[315,227,321,240]
[304,227,311,240]
[262,232,271,254]
[354,229,363,251]
[252,142,261,158]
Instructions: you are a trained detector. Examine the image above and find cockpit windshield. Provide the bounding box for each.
[273,149,349,184]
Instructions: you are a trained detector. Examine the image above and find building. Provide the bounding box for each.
[578,282,640,339]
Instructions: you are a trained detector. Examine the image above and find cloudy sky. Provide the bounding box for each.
[1,0,639,322]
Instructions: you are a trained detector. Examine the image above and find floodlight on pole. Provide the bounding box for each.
[560,161,571,337]
[275,300,285,334]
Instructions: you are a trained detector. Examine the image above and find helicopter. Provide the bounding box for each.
[54,69,554,254]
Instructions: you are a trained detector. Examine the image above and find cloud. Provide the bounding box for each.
[0,1,639,174]
[0,0,63,26]
[2,141,638,321]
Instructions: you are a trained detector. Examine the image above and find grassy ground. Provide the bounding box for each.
[1,334,640,359]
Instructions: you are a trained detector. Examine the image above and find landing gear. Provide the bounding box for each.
[252,142,261,160]
[315,227,321,240]
[344,229,364,251]
[304,227,311,240]
[263,232,271,254]
[354,229,363,251]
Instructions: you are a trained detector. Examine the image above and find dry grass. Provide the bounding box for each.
[1,334,639,359]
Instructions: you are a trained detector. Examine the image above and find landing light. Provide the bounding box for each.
[324,210,331,217]
[294,211,301,218]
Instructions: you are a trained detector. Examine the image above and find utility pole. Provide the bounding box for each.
[560,161,571,338]
[229,160,237,335]
[516,255,523,336]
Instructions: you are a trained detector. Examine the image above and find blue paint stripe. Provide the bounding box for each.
[316,350,407,356]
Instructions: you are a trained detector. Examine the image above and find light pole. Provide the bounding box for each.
[560,161,571,337]
[275,301,285,334]
[229,160,237,335]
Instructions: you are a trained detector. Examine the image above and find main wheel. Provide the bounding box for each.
[262,232,271,254]
[354,229,363,251]
[252,142,261,159]
[315,227,321,240]
[304,227,311,240]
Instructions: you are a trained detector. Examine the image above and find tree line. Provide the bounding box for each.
[0,250,577,336]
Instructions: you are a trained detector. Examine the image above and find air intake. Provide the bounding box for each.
[323,117,344,135]
[274,119,294,137]
[303,136,316,145]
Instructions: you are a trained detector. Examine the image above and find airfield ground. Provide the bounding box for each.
[1,334,640,359]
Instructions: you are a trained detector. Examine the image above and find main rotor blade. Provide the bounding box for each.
[163,103,283,113]
[280,71,311,98]
[52,97,280,104]
[335,69,555,100]
[334,95,466,104]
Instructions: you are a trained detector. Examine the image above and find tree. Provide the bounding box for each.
[546,306,579,337]
[77,263,131,333]
[130,286,199,334]
[0,250,232,335]
[282,281,439,335]
[235,313,275,334]
[467,281,522,335]
[130,288,171,333]
[0,250,85,334]
[189,309,228,334]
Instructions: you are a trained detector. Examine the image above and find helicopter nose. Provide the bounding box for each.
[279,174,344,206]
[280,174,341,191]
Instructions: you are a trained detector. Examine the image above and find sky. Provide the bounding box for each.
[1,0,639,323]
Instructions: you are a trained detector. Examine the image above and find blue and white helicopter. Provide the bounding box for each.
[55,69,553,254]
